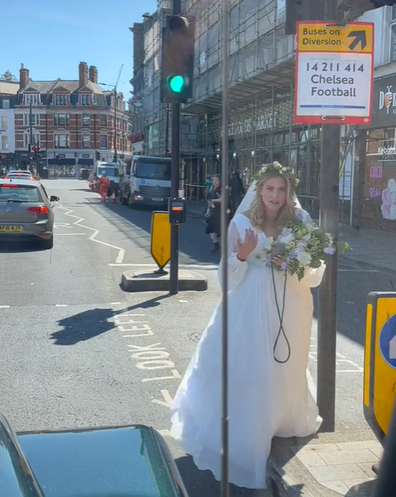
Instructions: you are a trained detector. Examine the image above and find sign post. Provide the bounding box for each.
[294,19,374,432]
[294,21,374,125]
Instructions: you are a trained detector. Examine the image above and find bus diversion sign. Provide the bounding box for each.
[294,21,374,125]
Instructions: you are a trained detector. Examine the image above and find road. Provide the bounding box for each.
[0,179,394,496]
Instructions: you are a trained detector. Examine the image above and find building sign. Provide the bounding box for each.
[228,114,276,137]
[370,75,396,129]
[148,123,159,150]
[294,21,374,125]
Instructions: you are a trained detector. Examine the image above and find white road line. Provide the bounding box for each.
[338,269,380,273]
[0,305,10,309]
[58,205,125,264]
[55,304,68,307]
[56,233,87,236]
[108,263,218,270]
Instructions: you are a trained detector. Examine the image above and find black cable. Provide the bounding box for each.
[271,263,291,364]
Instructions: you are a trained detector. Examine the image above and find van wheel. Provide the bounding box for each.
[121,193,128,205]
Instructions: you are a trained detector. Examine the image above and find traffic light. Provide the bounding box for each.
[160,15,195,103]
[337,0,396,24]
[33,145,41,157]
[96,151,101,161]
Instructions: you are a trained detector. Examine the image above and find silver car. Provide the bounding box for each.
[0,179,59,249]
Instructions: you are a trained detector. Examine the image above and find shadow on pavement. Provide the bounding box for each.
[50,295,169,346]
[345,479,377,496]
[176,454,274,497]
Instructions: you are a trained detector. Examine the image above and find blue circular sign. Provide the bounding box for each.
[379,314,396,369]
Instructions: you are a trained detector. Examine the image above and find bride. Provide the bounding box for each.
[170,162,325,489]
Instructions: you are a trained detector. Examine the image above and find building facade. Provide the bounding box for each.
[351,5,396,232]
[13,62,131,175]
[0,95,16,170]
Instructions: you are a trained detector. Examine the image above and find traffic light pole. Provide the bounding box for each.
[317,0,340,433]
[169,0,182,296]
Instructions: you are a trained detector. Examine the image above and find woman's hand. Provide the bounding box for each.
[272,256,284,268]
[236,229,258,261]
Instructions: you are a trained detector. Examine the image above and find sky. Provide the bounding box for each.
[1,0,158,104]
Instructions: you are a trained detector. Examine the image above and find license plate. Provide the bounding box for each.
[0,225,23,232]
[152,198,164,202]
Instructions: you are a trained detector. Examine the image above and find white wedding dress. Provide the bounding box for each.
[170,208,325,489]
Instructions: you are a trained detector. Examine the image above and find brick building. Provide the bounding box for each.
[14,62,132,174]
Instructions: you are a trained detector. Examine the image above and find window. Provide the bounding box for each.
[54,133,70,148]
[100,134,108,148]
[82,114,90,126]
[82,134,90,148]
[23,114,40,126]
[23,132,40,149]
[100,115,108,126]
[1,136,8,150]
[55,95,68,105]
[2,100,9,109]
[24,94,40,106]
[54,114,70,126]
[0,185,41,203]
[1,116,7,130]
[81,95,91,105]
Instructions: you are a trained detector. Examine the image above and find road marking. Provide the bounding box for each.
[152,389,173,408]
[55,304,68,307]
[0,305,10,309]
[58,205,125,264]
[108,263,218,270]
[56,233,87,236]
[338,269,380,273]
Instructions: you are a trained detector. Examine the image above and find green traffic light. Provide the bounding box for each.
[168,75,184,93]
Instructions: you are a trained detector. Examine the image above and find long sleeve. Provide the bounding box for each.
[217,218,248,292]
[298,263,326,288]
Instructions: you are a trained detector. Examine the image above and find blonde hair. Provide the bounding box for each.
[249,171,296,230]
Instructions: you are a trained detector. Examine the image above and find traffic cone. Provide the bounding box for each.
[110,192,116,204]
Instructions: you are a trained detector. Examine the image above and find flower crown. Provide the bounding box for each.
[254,161,299,191]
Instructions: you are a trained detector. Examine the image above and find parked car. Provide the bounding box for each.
[0,412,188,497]
[0,179,59,249]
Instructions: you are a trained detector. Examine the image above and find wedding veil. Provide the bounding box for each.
[235,180,302,216]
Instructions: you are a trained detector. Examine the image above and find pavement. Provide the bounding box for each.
[186,199,396,272]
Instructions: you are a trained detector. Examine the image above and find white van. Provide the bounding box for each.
[126,156,171,207]
[93,162,125,195]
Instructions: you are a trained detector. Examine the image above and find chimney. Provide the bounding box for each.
[78,61,88,87]
[89,65,98,84]
[19,63,29,89]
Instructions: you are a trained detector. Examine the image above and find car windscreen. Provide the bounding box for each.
[135,162,171,181]
[0,185,41,203]
[98,167,119,178]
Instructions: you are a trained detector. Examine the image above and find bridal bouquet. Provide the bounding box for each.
[272,221,338,281]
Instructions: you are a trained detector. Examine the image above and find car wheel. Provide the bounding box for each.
[41,236,54,250]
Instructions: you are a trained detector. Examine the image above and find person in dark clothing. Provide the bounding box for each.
[229,170,245,218]
[205,175,222,253]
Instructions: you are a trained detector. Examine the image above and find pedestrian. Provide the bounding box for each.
[229,169,245,218]
[204,175,222,253]
[98,171,110,202]
[170,162,326,490]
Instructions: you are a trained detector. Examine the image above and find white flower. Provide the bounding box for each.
[262,237,274,251]
[296,250,312,266]
[279,232,294,244]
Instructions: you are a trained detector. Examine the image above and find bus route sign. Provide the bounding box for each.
[294,21,374,125]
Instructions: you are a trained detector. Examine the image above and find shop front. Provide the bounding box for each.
[359,74,396,231]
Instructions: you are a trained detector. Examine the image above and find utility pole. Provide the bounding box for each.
[169,0,182,295]
[317,0,340,432]
[165,103,170,156]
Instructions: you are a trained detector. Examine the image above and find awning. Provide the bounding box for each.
[78,158,94,166]
[48,158,75,166]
